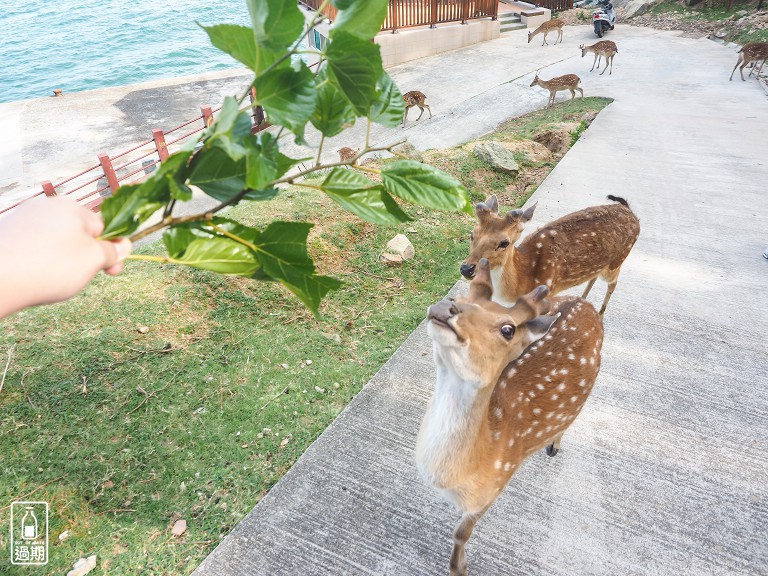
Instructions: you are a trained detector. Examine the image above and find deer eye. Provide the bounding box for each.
[500,324,515,340]
[498,239,510,249]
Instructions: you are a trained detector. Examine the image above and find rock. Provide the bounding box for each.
[305,359,312,365]
[735,9,749,18]
[383,234,415,262]
[171,519,187,537]
[137,326,149,334]
[533,125,578,155]
[392,142,424,162]
[59,530,70,542]
[622,0,657,19]
[67,555,97,576]
[472,142,519,174]
[714,29,728,38]
[381,252,405,265]
[314,386,326,393]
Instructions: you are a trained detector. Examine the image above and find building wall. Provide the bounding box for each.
[375,20,500,68]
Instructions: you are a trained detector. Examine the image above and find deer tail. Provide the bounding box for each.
[607,195,629,207]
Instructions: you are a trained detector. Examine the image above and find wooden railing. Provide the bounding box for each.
[532,0,573,12]
[299,0,498,32]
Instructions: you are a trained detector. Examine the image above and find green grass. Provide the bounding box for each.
[647,1,768,44]
[0,97,613,575]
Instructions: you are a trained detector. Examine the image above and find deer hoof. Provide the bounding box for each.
[546,443,559,457]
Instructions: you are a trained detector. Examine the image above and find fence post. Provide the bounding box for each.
[461,0,469,24]
[201,105,214,128]
[152,129,169,162]
[41,181,57,197]
[391,0,398,33]
[430,0,437,27]
[98,154,119,196]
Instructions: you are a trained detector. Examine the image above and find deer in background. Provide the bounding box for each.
[527,18,564,45]
[417,259,604,576]
[730,42,768,81]
[337,147,359,164]
[460,195,640,315]
[529,72,583,107]
[580,40,618,75]
[402,90,432,126]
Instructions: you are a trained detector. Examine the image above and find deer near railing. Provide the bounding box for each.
[417,259,604,576]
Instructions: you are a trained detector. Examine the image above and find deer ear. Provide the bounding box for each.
[522,313,560,345]
[522,202,537,222]
[485,195,499,214]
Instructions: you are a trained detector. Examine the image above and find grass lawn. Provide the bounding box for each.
[0,97,611,575]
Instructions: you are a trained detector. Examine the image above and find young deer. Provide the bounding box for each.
[337,147,359,164]
[402,90,432,126]
[529,72,583,108]
[580,40,618,75]
[730,42,768,81]
[527,18,564,45]
[460,195,640,315]
[417,259,603,576]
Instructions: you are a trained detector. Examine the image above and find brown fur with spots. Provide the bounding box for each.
[402,90,432,126]
[527,18,564,45]
[461,195,640,315]
[580,40,618,75]
[417,259,603,576]
[730,42,768,81]
[529,72,583,108]
[337,147,359,163]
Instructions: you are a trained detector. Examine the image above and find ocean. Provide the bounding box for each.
[0,0,255,104]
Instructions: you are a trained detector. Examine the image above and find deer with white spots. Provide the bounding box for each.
[527,18,564,46]
[460,195,640,315]
[417,259,603,576]
[402,90,432,126]
[580,40,618,75]
[729,42,768,81]
[529,72,583,108]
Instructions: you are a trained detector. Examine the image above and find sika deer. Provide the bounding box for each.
[460,195,640,315]
[580,40,618,75]
[527,18,564,46]
[337,147,359,164]
[402,90,432,126]
[417,259,603,576]
[529,72,583,108]
[730,42,768,81]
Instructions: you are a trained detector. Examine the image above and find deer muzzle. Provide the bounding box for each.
[460,262,476,279]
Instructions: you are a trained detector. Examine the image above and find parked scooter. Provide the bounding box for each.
[593,0,616,37]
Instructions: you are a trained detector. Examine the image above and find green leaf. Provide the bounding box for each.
[254,63,317,143]
[100,184,166,239]
[331,0,388,39]
[189,146,278,204]
[320,168,410,225]
[311,69,356,137]
[247,0,304,50]
[245,132,302,190]
[174,237,260,276]
[326,32,383,116]
[207,97,253,160]
[254,221,342,315]
[381,160,472,214]
[200,24,272,75]
[168,177,193,201]
[369,72,405,128]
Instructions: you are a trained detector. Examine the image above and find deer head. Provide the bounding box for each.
[429,259,557,386]
[460,195,536,279]
[529,70,541,87]
[579,44,586,56]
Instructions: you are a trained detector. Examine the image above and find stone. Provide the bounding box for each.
[381,252,405,265]
[171,519,187,537]
[383,234,414,262]
[392,142,424,162]
[67,555,97,576]
[714,29,728,39]
[472,141,519,174]
[137,325,149,334]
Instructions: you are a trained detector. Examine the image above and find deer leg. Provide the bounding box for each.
[402,105,412,126]
[600,56,610,75]
[450,508,488,576]
[416,106,425,121]
[569,88,576,100]
[740,60,749,81]
[424,104,433,119]
[546,432,565,457]
[598,268,621,316]
[581,277,597,298]
[558,29,563,44]
[730,57,743,81]
[576,85,584,98]
[542,32,548,46]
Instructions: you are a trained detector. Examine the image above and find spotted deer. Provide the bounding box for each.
[527,18,564,45]
[402,90,432,126]
[730,42,768,81]
[580,40,618,75]
[337,147,359,164]
[417,259,603,576]
[529,72,583,107]
[460,195,640,316]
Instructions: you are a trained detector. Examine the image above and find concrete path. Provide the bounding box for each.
[192,25,768,576]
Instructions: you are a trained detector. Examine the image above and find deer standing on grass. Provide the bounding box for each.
[460,195,640,315]
[580,41,618,75]
[730,42,768,81]
[402,90,432,126]
[417,259,603,576]
[337,147,359,164]
[529,72,583,108]
[527,18,564,45]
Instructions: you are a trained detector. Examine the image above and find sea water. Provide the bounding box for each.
[0,0,256,104]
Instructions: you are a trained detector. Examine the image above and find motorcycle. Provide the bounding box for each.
[593,0,616,38]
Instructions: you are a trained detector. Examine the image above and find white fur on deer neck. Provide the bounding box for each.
[490,267,515,307]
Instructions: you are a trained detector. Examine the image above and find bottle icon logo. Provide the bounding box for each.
[10,501,48,565]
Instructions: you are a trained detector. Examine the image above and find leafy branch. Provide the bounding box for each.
[101,0,472,315]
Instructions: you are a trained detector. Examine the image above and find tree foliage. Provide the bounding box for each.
[104,0,471,315]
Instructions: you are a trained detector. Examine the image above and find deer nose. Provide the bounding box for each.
[460,263,476,279]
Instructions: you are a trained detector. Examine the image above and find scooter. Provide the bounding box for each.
[593,0,616,38]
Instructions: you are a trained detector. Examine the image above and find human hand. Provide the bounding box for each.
[0,196,131,318]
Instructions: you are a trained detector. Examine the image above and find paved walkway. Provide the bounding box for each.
[192,25,768,576]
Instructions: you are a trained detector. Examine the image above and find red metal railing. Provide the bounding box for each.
[299,0,498,32]
[0,97,269,216]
